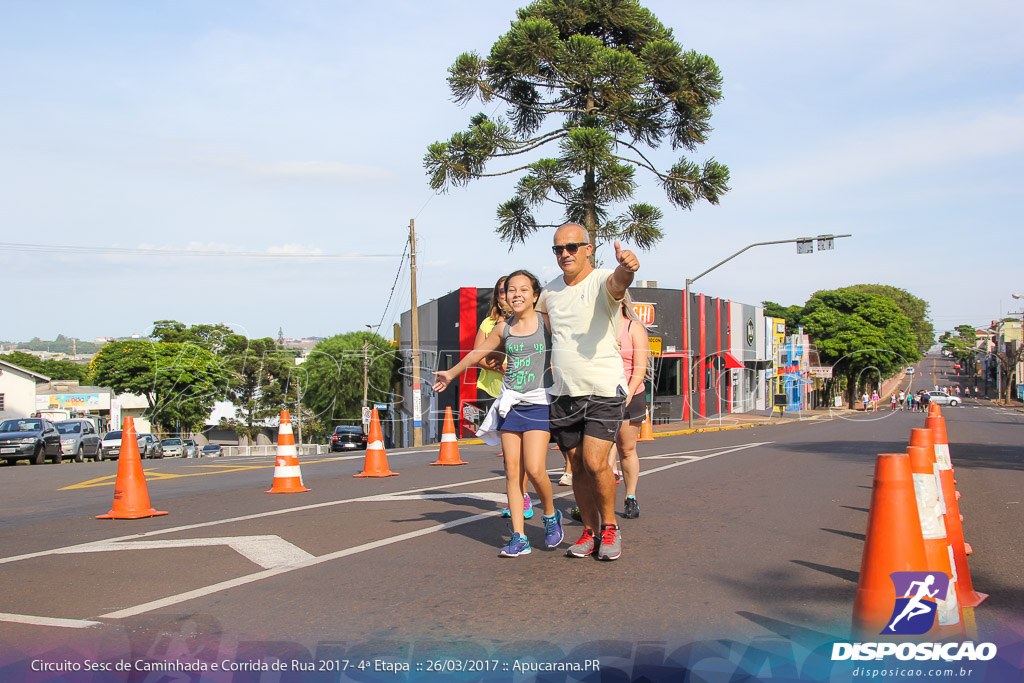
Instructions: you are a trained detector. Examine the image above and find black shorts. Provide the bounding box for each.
[622,392,646,423]
[550,394,627,451]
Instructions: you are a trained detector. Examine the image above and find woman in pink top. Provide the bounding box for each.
[614,292,649,519]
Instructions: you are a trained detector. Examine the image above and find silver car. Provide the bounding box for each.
[55,419,102,462]
[923,390,961,407]
[160,438,185,458]
[182,439,199,458]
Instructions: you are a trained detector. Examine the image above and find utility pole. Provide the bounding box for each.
[295,380,302,450]
[409,219,423,447]
[362,338,369,433]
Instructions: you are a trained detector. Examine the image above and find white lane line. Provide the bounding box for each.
[0,473,515,567]
[0,442,769,568]
[0,613,100,628]
[96,441,772,621]
[52,536,315,570]
[365,492,508,504]
[98,508,505,620]
[642,442,771,461]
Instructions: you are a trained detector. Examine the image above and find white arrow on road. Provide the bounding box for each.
[52,535,314,570]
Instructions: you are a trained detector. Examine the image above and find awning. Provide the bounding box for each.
[719,351,745,369]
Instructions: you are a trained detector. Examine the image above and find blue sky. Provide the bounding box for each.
[2,1,1022,344]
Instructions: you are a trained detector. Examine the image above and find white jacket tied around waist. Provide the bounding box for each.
[475,387,551,446]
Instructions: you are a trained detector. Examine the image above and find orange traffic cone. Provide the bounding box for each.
[925,413,987,607]
[852,453,929,638]
[907,431,964,639]
[637,408,654,442]
[432,407,467,465]
[266,410,309,493]
[355,409,398,477]
[97,417,168,519]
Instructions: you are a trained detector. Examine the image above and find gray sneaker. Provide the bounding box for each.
[596,525,621,561]
[566,528,596,557]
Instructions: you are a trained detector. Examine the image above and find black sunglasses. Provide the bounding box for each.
[552,242,588,256]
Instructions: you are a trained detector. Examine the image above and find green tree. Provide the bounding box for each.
[90,340,228,435]
[761,301,804,334]
[939,325,977,368]
[0,351,90,382]
[424,0,729,253]
[842,284,935,354]
[300,332,398,425]
[221,335,297,442]
[152,320,235,353]
[800,289,920,406]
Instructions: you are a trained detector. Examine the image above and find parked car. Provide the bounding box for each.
[55,419,102,462]
[137,433,163,459]
[330,425,368,452]
[183,438,199,458]
[99,430,124,460]
[160,438,185,458]
[98,430,154,460]
[924,390,961,407]
[905,367,915,374]
[201,443,223,457]
[0,417,63,465]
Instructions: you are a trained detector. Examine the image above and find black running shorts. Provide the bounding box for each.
[550,393,626,451]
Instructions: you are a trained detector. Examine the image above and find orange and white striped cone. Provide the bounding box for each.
[266,410,309,493]
[925,412,986,607]
[637,407,654,442]
[852,452,929,639]
[432,407,466,465]
[97,417,168,519]
[355,409,398,477]
[907,429,965,640]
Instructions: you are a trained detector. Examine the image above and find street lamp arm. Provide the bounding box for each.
[688,234,852,285]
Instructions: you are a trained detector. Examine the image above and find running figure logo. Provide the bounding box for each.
[883,571,949,635]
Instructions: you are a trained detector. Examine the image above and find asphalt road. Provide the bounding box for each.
[1,354,1021,681]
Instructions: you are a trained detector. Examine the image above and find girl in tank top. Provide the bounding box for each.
[432,270,563,557]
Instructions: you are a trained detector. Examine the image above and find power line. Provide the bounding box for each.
[374,236,411,333]
[0,242,398,259]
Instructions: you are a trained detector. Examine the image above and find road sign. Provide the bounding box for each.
[361,406,371,425]
[373,403,388,411]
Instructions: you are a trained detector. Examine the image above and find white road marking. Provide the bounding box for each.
[0,613,100,628]
[1,441,769,626]
[365,492,509,504]
[52,535,314,569]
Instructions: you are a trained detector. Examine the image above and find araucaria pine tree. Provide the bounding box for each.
[425,0,730,253]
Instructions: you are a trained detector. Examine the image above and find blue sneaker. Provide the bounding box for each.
[543,509,563,548]
[523,493,534,520]
[499,532,531,557]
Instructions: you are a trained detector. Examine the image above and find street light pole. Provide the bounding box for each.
[683,234,851,428]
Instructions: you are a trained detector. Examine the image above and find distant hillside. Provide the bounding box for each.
[12,336,102,354]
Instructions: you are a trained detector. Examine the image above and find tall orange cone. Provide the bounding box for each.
[925,413,987,607]
[907,431,964,639]
[432,407,466,465]
[97,417,168,519]
[266,410,309,493]
[637,407,654,442]
[852,453,929,638]
[355,409,398,477]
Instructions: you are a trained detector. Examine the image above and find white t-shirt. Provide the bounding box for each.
[536,268,628,398]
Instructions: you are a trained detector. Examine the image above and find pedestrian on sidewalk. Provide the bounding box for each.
[891,393,898,411]
[871,390,880,412]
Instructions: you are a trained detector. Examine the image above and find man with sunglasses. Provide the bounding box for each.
[537,223,639,561]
